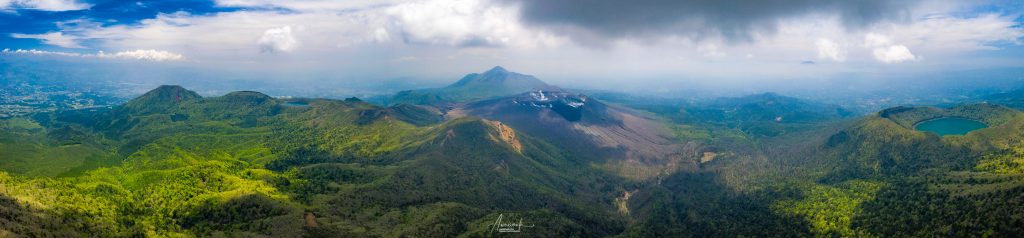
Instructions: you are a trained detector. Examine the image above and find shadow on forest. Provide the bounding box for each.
[0,193,133,237]
[182,193,307,237]
[623,171,813,237]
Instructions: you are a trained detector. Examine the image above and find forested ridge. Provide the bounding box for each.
[1,86,1023,237]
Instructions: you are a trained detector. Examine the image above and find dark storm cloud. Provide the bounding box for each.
[506,0,918,44]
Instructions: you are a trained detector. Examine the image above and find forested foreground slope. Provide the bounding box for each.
[0,86,628,237]
[1,86,1024,237]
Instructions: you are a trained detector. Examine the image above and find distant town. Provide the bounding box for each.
[0,82,123,118]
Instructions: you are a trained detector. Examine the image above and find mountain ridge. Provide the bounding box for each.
[389,66,556,106]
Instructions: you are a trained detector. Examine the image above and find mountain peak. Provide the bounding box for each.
[123,85,202,114]
[486,66,508,73]
[224,91,272,100]
[448,66,549,89]
[137,85,201,102]
[389,67,556,105]
[148,85,191,95]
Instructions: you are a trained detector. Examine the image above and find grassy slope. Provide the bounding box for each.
[761,104,1024,237]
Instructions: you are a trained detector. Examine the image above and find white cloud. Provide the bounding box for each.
[10,32,85,48]
[815,38,845,62]
[214,0,404,11]
[863,33,916,63]
[0,0,90,11]
[97,49,186,61]
[47,0,564,60]
[258,26,299,53]
[864,33,892,48]
[386,0,564,48]
[215,0,567,50]
[697,44,726,58]
[872,45,916,63]
[1,48,82,57]
[374,27,391,43]
[2,48,186,61]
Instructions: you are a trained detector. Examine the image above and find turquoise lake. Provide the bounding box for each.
[914,117,988,136]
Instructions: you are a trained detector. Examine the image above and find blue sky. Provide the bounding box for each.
[1,0,236,50]
[0,0,1022,92]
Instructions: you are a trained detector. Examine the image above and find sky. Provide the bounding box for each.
[0,0,1022,96]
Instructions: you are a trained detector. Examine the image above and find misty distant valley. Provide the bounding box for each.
[2,0,1024,237]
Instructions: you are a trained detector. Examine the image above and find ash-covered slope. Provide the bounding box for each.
[460,89,687,167]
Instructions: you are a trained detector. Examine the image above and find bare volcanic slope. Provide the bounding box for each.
[460,90,694,179]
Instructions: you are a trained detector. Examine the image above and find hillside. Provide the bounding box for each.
[122,85,202,114]
[389,66,556,106]
[617,103,1024,237]
[757,104,1024,236]
[4,84,1024,237]
[0,85,627,237]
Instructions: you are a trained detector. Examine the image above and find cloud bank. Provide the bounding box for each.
[505,0,918,44]
[2,48,186,61]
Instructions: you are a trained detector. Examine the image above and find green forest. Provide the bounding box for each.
[1,85,1024,237]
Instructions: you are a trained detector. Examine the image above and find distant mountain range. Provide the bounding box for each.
[389,66,556,106]
[984,89,1024,110]
[698,92,852,123]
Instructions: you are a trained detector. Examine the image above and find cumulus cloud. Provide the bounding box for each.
[863,33,915,63]
[2,48,186,61]
[55,0,563,56]
[212,0,568,49]
[50,11,388,60]
[386,0,563,48]
[97,49,186,61]
[872,45,916,63]
[0,0,90,11]
[864,32,893,48]
[815,38,846,62]
[258,26,299,53]
[10,32,85,48]
[217,0,565,50]
[504,0,918,44]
